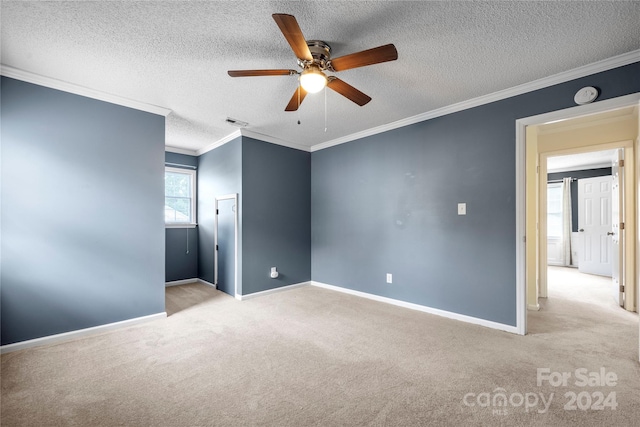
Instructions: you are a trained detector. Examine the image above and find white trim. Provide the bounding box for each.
[0,65,171,117]
[515,92,640,336]
[214,194,239,299]
[311,281,519,334]
[165,146,198,156]
[547,163,611,174]
[197,278,217,288]
[516,93,640,130]
[311,50,640,152]
[165,162,196,170]
[0,312,167,354]
[6,51,637,156]
[240,129,311,152]
[515,114,527,336]
[197,130,242,156]
[238,281,310,301]
[165,166,197,225]
[528,304,541,311]
[197,129,311,157]
[165,278,198,287]
[196,128,312,157]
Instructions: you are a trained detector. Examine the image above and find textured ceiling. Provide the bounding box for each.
[2,1,639,153]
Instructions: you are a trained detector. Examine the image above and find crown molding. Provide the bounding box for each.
[240,129,310,152]
[1,65,172,117]
[197,128,311,156]
[197,130,242,156]
[165,146,198,156]
[310,50,640,152]
[6,48,636,156]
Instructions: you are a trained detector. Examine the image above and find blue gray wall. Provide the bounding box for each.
[165,152,199,282]
[197,138,242,290]
[242,137,311,295]
[196,136,311,296]
[166,227,198,282]
[548,168,612,233]
[311,62,640,327]
[1,77,166,345]
[166,152,197,169]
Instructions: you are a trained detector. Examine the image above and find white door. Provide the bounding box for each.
[577,176,613,277]
[214,194,239,298]
[610,150,624,306]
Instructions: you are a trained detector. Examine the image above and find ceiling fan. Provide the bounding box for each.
[228,13,398,111]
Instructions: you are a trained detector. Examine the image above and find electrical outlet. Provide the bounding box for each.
[386,273,393,284]
[458,203,466,215]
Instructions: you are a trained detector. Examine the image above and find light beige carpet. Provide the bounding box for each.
[2,270,639,426]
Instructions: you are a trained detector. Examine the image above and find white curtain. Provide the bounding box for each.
[562,177,573,266]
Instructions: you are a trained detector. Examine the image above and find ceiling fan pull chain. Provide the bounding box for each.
[324,86,328,132]
[297,79,301,125]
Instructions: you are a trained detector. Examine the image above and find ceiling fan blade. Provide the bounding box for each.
[330,44,398,72]
[285,86,308,111]
[272,14,313,61]
[228,69,296,77]
[327,78,371,106]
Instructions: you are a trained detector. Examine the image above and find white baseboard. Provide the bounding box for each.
[197,278,217,288]
[311,281,519,334]
[165,278,198,287]
[528,303,541,311]
[238,281,311,301]
[0,312,167,354]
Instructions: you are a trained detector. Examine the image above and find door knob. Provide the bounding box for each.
[607,232,615,236]
[579,228,584,232]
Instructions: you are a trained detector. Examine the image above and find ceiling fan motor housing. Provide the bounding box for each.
[302,40,332,70]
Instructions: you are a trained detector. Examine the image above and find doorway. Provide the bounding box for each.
[215,194,239,299]
[537,143,634,309]
[515,93,640,339]
[544,149,626,311]
[545,150,617,276]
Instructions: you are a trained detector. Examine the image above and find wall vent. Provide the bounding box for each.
[225,117,248,128]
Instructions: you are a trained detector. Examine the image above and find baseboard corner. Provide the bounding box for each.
[197,278,217,289]
[239,281,311,301]
[311,281,519,334]
[0,312,167,354]
[165,278,198,287]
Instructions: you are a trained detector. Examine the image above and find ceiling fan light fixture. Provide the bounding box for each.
[228,14,398,111]
[300,65,327,94]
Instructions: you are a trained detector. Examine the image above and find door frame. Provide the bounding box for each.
[540,145,630,297]
[515,92,640,336]
[214,193,240,299]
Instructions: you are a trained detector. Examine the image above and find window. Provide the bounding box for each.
[165,167,196,226]
[547,183,563,238]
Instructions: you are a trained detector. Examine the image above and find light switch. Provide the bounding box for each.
[458,203,466,215]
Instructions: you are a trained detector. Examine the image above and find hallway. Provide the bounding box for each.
[528,266,637,337]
